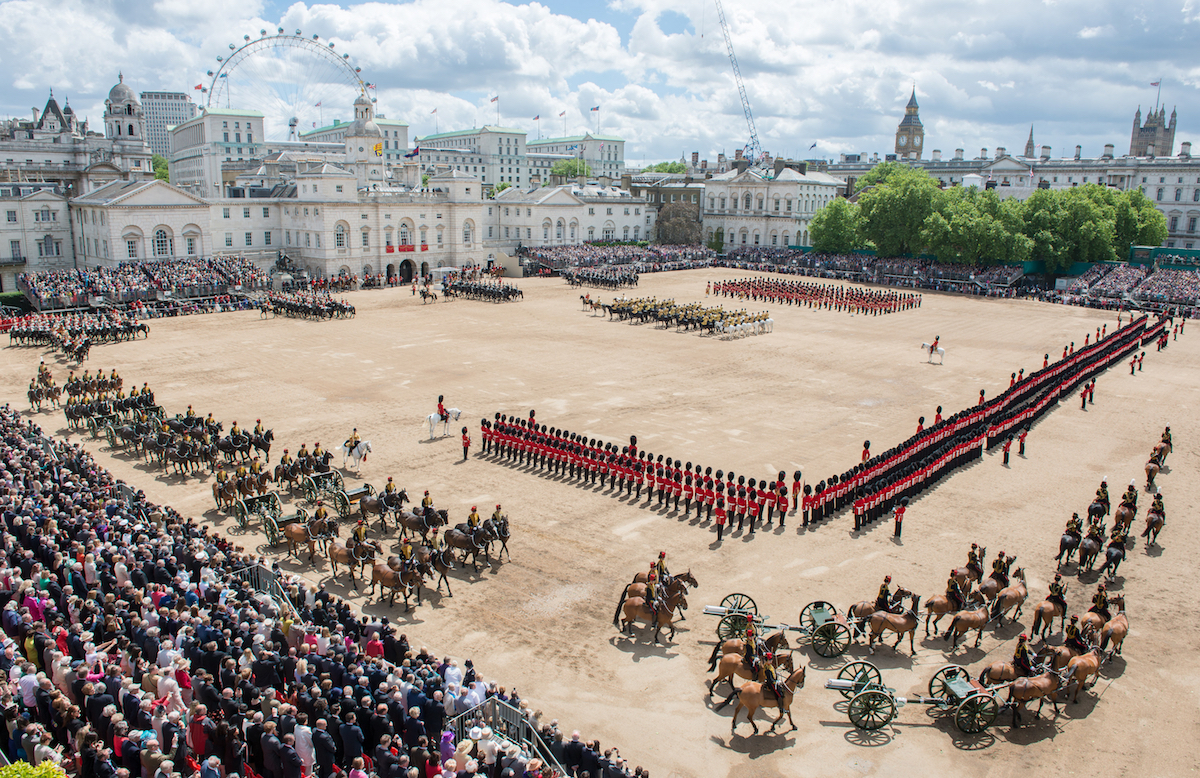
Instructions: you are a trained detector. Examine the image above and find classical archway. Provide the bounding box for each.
[399,260,414,283]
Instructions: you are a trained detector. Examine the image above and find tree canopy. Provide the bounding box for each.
[845,162,1167,273]
[645,161,686,174]
[550,159,592,177]
[152,154,169,182]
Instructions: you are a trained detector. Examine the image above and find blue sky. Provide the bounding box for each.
[1,0,1197,165]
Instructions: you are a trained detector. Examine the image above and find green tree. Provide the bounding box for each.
[856,163,941,256]
[655,201,702,244]
[810,198,861,253]
[550,159,592,177]
[421,174,430,187]
[152,154,169,182]
[1022,188,1070,273]
[646,161,686,174]
[1114,188,1167,254]
[493,182,512,195]
[708,227,725,252]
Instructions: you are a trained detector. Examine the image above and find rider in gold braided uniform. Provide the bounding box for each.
[1065,615,1088,654]
[253,419,265,437]
[346,428,361,451]
[966,543,983,579]
[991,552,1010,587]
[1065,512,1082,537]
[384,476,398,495]
[399,536,414,575]
[1149,493,1165,527]
[946,570,966,611]
[312,441,325,459]
[1013,634,1035,677]
[312,500,329,523]
[467,506,481,530]
[230,420,242,438]
[491,504,503,523]
[1090,583,1111,622]
[1046,573,1067,613]
[249,457,263,475]
[1109,522,1129,549]
[235,463,248,479]
[279,449,293,467]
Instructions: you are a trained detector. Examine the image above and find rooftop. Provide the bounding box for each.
[418,125,526,141]
[528,133,624,145]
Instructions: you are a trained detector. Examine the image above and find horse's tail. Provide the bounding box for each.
[707,641,724,671]
[977,666,991,686]
[612,584,632,627]
[1031,608,1043,636]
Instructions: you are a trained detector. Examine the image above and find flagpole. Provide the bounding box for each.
[1155,79,1162,111]
[496,96,500,126]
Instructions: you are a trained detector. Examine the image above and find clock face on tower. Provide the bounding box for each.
[914,136,922,148]
[898,135,908,146]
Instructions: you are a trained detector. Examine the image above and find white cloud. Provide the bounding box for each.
[0,0,1195,164]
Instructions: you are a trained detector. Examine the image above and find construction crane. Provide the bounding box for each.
[713,0,762,164]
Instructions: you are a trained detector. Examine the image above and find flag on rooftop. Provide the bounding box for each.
[431,108,437,114]
[405,147,420,158]
[490,96,499,103]
[315,101,322,107]
[589,105,599,111]
[193,84,202,90]
[1151,81,1161,86]
[532,115,539,121]
[559,111,566,117]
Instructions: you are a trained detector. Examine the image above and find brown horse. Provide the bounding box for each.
[989,568,1027,625]
[367,560,424,610]
[847,587,912,619]
[1145,460,1160,490]
[212,480,238,510]
[1113,503,1136,531]
[612,587,688,643]
[1142,509,1164,546]
[627,575,695,620]
[942,597,989,649]
[414,543,455,596]
[707,631,791,671]
[327,537,379,589]
[1064,648,1104,703]
[284,515,332,562]
[631,568,699,589]
[1081,594,1125,638]
[444,523,493,572]
[726,665,808,736]
[398,507,446,543]
[1030,598,1068,639]
[709,651,794,696]
[275,462,303,490]
[1098,599,1129,656]
[867,593,921,655]
[924,589,975,636]
[951,546,986,587]
[1008,669,1066,726]
[360,488,409,531]
[1152,440,1171,464]
[976,569,1010,602]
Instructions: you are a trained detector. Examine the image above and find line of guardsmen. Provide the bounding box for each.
[480,410,806,533]
[713,278,921,315]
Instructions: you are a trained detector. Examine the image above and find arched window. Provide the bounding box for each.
[399,225,410,245]
[773,197,780,212]
[556,220,564,240]
[783,232,790,246]
[153,229,172,257]
[463,224,472,244]
[719,196,726,210]
[128,124,134,136]
[335,224,346,248]
[756,196,764,211]
[125,105,132,116]
[1176,189,1183,202]
[743,193,751,211]
[569,223,576,240]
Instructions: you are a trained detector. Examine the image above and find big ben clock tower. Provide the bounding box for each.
[895,87,924,159]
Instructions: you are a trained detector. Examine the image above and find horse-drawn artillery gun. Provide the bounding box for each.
[232,490,307,546]
[704,595,866,658]
[825,661,1004,734]
[302,470,344,506]
[331,481,375,519]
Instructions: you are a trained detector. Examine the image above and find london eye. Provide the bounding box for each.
[202,29,369,140]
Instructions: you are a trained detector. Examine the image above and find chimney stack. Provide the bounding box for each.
[1040,145,1051,160]
[954,148,964,160]
[1074,145,1082,160]
[995,147,1006,159]
[980,148,988,159]
[931,149,942,161]
[734,148,743,160]
[1181,142,1192,158]
[1103,144,1114,159]
[691,151,699,167]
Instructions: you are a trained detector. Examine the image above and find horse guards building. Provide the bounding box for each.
[0,74,1195,294]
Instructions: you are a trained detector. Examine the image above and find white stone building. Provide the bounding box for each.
[168,108,266,198]
[70,179,212,266]
[527,134,626,180]
[0,187,72,292]
[486,182,652,248]
[702,167,840,249]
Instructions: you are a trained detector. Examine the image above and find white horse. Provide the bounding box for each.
[921,343,945,364]
[427,408,462,439]
[340,440,372,469]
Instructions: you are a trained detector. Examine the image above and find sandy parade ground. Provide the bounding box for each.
[3,268,1198,778]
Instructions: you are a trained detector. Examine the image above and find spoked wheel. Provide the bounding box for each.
[720,593,757,615]
[265,517,281,546]
[929,665,972,701]
[302,477,316,504]
[234,500,248,528]
[812,621,852,657]
[848,690,895,731]
[955,693,999,733]
[799,601,837,634]
[717,614,750,642]
[333,490,351,519]
[835,661,882,700]
[331,470,345,491]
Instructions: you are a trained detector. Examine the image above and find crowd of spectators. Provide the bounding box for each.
[19,258,269,310]
[1088,264,1149,298]
[0,406,642,778]
[1065,264,1113,294]
[518,245,713,272]
[1131,269,1200,305]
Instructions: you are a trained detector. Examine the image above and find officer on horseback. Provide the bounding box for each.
[399,536,415,575]
[876,576,896,613]
[1047,573,1067,613]
[1065,616,1088,654]
[313,441,325,460]
[991,552,1010,587]
[1109,523,1129,549]
[929,335,939,356]
[1162,426,1172,449]
[946,570,966,611]
[1013,634,1035,677]
[1090,583,1111,622]
[966,544,983,579]
[346,428,361,451]
[760,652,787,701]
[1149,493,1165,526]
[492,504,503,522]
[279,449,293,467]
[438,396,448,423]
[185,404,197,420]
[646,571,663,625]
[230,420,242,438]
[253,419,265,437]
[1065,512,1083,537]
[250,457,263,475]
[743,622,763,673]
[385,476,398,495]
[216,467,229,486]
[313,500,329,523]
[467,506,482,530]
[654,551,671,586]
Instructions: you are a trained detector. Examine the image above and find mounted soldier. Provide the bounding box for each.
[1046,573,1067,614]
[875,576,901,614]
[345,428,361,451]
[946,570,966,611]
[230,420,243,439]
[760,652,788,702]
[491,504,504,523]
[437,395,448,423]
[185,404,197,421]
[1109,522,1129,550]
[966,543,983,580]
[1090,583,1111,622]
[1013,633,1035,677]
[645,571,664,625]
[279,449,294,467]
[384,476,398,496]
[312,500,330,525]
[991,552,1011,588]
[654,551,671,586]
[313,441,326,460]
[253,418,265,437]
[467,506,482,530]
[249,456,263,475]
[1064,615,1088,654]
[1065,512,1082,537]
